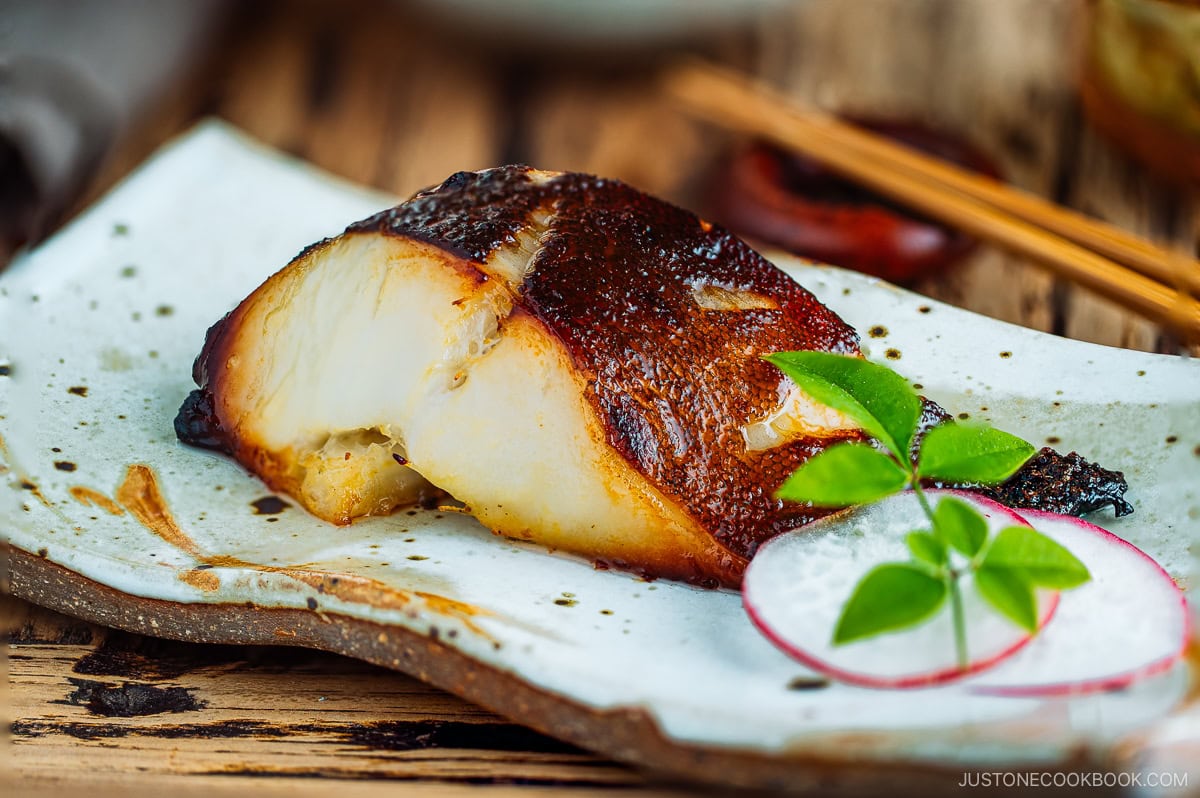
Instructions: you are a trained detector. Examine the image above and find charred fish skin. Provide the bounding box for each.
[175,165,1130,587]
[981,448,1133,517]
[351,167,865,563]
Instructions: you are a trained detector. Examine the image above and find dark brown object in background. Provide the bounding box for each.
[708,124,999,284]
[666,60,1200,342]
[1079,0,1200,185]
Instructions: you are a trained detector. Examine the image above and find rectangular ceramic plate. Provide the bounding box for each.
[3,121,1198,791]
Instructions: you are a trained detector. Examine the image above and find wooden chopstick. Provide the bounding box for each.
[662,60,1200,341]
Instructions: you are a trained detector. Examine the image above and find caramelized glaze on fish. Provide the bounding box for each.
[177,166,1129,587]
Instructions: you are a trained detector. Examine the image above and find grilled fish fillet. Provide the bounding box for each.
[176,166,1130,588]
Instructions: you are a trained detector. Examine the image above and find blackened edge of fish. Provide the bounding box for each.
[174,388,229,452]
[971,447,1133,517]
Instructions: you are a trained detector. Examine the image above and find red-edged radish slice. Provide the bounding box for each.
[744,491,1058,689]
[966,509,1191,696]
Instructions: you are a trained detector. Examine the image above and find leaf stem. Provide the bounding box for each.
[947,570,968,671]
[913,482,969,671]
[911,481,935,522]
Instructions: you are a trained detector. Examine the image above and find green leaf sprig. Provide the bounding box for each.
[765,351,1090,670]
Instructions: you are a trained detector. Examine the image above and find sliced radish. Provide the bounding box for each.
[966,509,1191,696]
[744,491,1058,689]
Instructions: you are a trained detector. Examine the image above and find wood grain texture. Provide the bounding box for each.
[6,0,1198,793]
[3,595,657,794]
[763,0,1199,352]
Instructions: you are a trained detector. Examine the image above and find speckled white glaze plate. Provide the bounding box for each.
[3,121,1198,787]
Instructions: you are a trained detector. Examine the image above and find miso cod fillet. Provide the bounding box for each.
[176,166,1129,588]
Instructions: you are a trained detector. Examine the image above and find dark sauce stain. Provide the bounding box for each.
[600,609,614,615]
[999,351,1012,359]
[868,325,888,338]
[306,597,318,610]
[912,383,923,390]
[1046,436,1061,445]
[1137,370,1146,376]
[20,480,36,490]
[1166,435,1178,444]
[53,461,77,472]
[345,720,582,754]
[250,496,291,515]
[553,598,577,607]
[37,547,48,557]
[917,305,931,314]
[885,348,902,360]
[786,675,831,691]
[957,412,971,420]
[0,364,11,377]
[407,555,428,561]
[1193,444,1200,457]
[155,305,174,317]
[68,386,88,397]
[59,677,206,717]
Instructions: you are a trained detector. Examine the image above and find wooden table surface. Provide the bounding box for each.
[5,0,1198,794]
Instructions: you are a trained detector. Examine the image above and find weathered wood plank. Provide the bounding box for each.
[750,0,1198,351]
[217,0,501,200]
[757,0,1075,338]
[5,597,649,789]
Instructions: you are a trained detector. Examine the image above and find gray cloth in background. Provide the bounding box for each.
[0,0,228,249]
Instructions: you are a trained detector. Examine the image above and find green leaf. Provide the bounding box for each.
[916,423,1035,484]
[931,496,989,557]
[980,527,1091,589]
[833,563,947,645]
[905,531,947,568]
[764,351,922,462]
[975,566,1039,633]
[776,442,909,507]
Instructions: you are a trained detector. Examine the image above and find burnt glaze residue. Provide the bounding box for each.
[110,464,495,635]
[117,464,204,558]
[347,166,861,562]
[250,496,291,515]
[174,385,228,452]
[977,448,1133,517]
[69,486,126,515]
